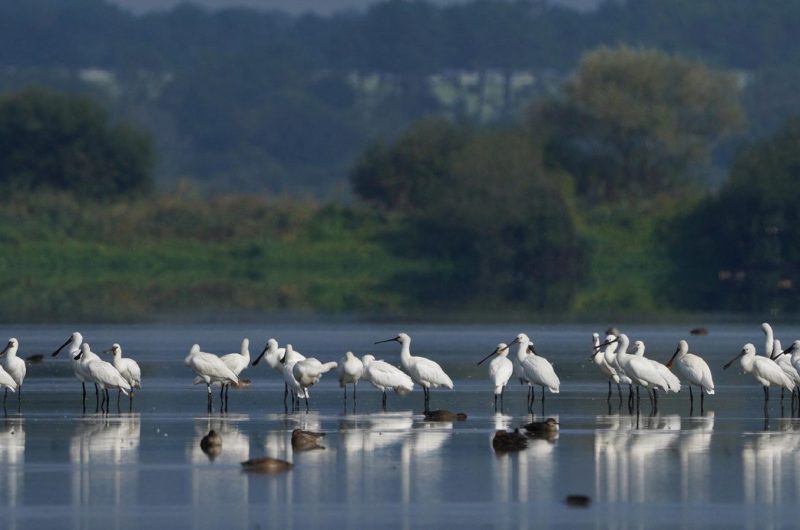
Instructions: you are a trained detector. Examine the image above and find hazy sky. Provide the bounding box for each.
[108,0,602,16]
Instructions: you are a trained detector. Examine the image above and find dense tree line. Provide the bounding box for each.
[0,88,153,197]
[0,0,798,193]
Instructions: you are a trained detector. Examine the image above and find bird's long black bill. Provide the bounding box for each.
[723,351,744,370]
[51,337,71,357]
[374,338,397,345]
[477,350,496,366]
[252,344,269,366]
[665,346,681,367]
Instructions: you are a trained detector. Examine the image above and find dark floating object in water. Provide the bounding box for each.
[291,428,326,451]
[522,417,559,435]
[241,456,293,473]
[493,429,528,452]
[200,429,223,459]
[690,327,709,336]
[26,354,44,364]
[565,494,592,508]
[423,410,467,422]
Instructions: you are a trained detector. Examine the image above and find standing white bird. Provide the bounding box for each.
[337,351,364,405]
[477,343,514,412]
[665,339,714,411]
[768,339,800,405]
[0,355,17,400]
[724,343,795,409]
[0,338,25,408]
[613,334,671,409]
[252,338,305,405]
[292,356,338,412]
[216,338,251,410]
[74,343,132,412]
[375,333,453,412]
[361,354,414,409]
[51,331,97,408]
[762,322,775,358]
[507,333,559,411]
[185,344,238,412]
[104,343,142,410]
[632,340,681,399]
[591,332,620,401]
[281,344,308,411]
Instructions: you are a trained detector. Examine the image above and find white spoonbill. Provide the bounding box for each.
[591,332,620,400]
[0,338,24,407]
[768,339,800,404]
[74,343,132,412]
[360,354,414,409]
[375,333,453,412]
[613,334,671,408]
[252,338,305,405]
[216,338,251,409]
[665,340,714,411]
[0,359,17,398]
[762,322,776,358]
[51,331,97,407]
[724,343,795,408]
[632,340,681,396]
[507,333,559,410]
[477,343,513,412]
[281,344,307,411]
[597,332,634,405]
[185,344,238,412]
[292,356,338,412]
[337,351,364,404]
[104,343,142,410]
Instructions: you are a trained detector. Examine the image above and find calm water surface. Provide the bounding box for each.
[1,322,800,529]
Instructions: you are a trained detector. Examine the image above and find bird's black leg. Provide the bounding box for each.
[382,390,387,411]
[607,381,612,401]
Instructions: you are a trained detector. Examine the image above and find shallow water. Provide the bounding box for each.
[2,322,800,529]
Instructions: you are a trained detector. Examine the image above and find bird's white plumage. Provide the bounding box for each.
[0,338,25,391]
[0,364,16,392]
[615,335,670,391]
[632,341,681,393]
[281,344,307,398]
[488,343,513,395]
[293,358,338,389]
[770,339,800,387]
[337,351,364,387]
[361,354,414,395]
[108,343,142,389]
[78,343,131,395]
[394,333,453,389]
[220,338,251,378]
[667,339,713,394]
[732,343,795,390]
[512,333,560,393]
[185,344,238,386]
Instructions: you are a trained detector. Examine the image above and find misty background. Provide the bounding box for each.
[0,0,798,321]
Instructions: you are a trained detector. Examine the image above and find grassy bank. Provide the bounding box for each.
[0,193,432,321]
[0,192,696,323]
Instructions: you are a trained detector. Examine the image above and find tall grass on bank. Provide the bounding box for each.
[0,193,425,321]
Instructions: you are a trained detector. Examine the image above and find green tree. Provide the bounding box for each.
[537,46,744,202]
[0,87,154,197]
[353,119,585,310]
[669,117,800,312]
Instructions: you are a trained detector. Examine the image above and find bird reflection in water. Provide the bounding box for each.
[0,416,24,511]
[743,417,800,506]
